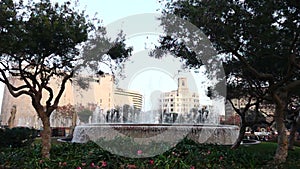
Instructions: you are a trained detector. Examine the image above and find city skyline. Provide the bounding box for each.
[0,72,205,128]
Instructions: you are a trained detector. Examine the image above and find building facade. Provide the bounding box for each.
[160,77,200,114]
[0,74,142,128]
[114,88,143,110]
[225,98,275,123]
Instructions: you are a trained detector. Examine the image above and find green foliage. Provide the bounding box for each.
[94,136,172,158]
[1,0,90,69]
[1,138,299,168]
[77,109,93,123]
[0,127,38,148]
[108,40,133,63]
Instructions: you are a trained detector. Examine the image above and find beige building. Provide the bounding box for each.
[1,74,142,128]
[160,77,200,114]
[1,76,74,128]
[226,98,275,122]
[74,74,142,112]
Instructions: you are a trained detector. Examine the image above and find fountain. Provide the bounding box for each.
[72,105,239,146]
[70,74,240,158]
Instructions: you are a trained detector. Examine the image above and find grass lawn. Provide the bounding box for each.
[240,141,300,169]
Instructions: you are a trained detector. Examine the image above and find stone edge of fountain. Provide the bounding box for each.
[71,124,240,145]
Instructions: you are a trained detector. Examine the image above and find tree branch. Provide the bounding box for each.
[18,57,38,95]
[44,84,54,110]
[0,69,32,97]
[229,48,274,81]
[283,80,300,92]
[48,71,74,116]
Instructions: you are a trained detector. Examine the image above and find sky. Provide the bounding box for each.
[74,0,163,25]
[0,0,215,113]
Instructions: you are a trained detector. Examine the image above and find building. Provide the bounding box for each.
[114,88,143,110]
[225,98,275,123]
[160,77,200,114]
[0,74,142,128]
[1,76,74,128]
[73,74,143,112]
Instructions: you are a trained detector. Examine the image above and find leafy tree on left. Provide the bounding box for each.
[0,0,131,159]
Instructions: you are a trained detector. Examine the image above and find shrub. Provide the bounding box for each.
[77,109,93,123]
[0,127,38,148]
[0,138,299,168]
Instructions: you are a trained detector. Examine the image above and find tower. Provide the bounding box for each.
[177,77,189,94]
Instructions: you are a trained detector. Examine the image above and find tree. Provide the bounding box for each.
[223,114,241,125]
[224,59,274,149]
[77,109,93,123]
[160,0,299,163]
[56,104,76,136]
[0,0,132,158]
[287,93,300,150]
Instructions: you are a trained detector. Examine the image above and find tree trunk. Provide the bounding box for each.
[231,120,246,149]
[288,122,297,150]
[40,115,51,159]
[274,115,288,163]
[273,92,288,164]
[288,113,300,150]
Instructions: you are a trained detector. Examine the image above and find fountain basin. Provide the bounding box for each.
[241,139,261,146]
[72,124,239,145]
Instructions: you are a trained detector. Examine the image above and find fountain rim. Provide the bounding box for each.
[76,123,239,128]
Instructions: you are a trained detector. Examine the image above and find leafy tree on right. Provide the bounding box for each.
[160,0,299,164]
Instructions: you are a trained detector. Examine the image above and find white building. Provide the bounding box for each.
[160,77,200,114]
